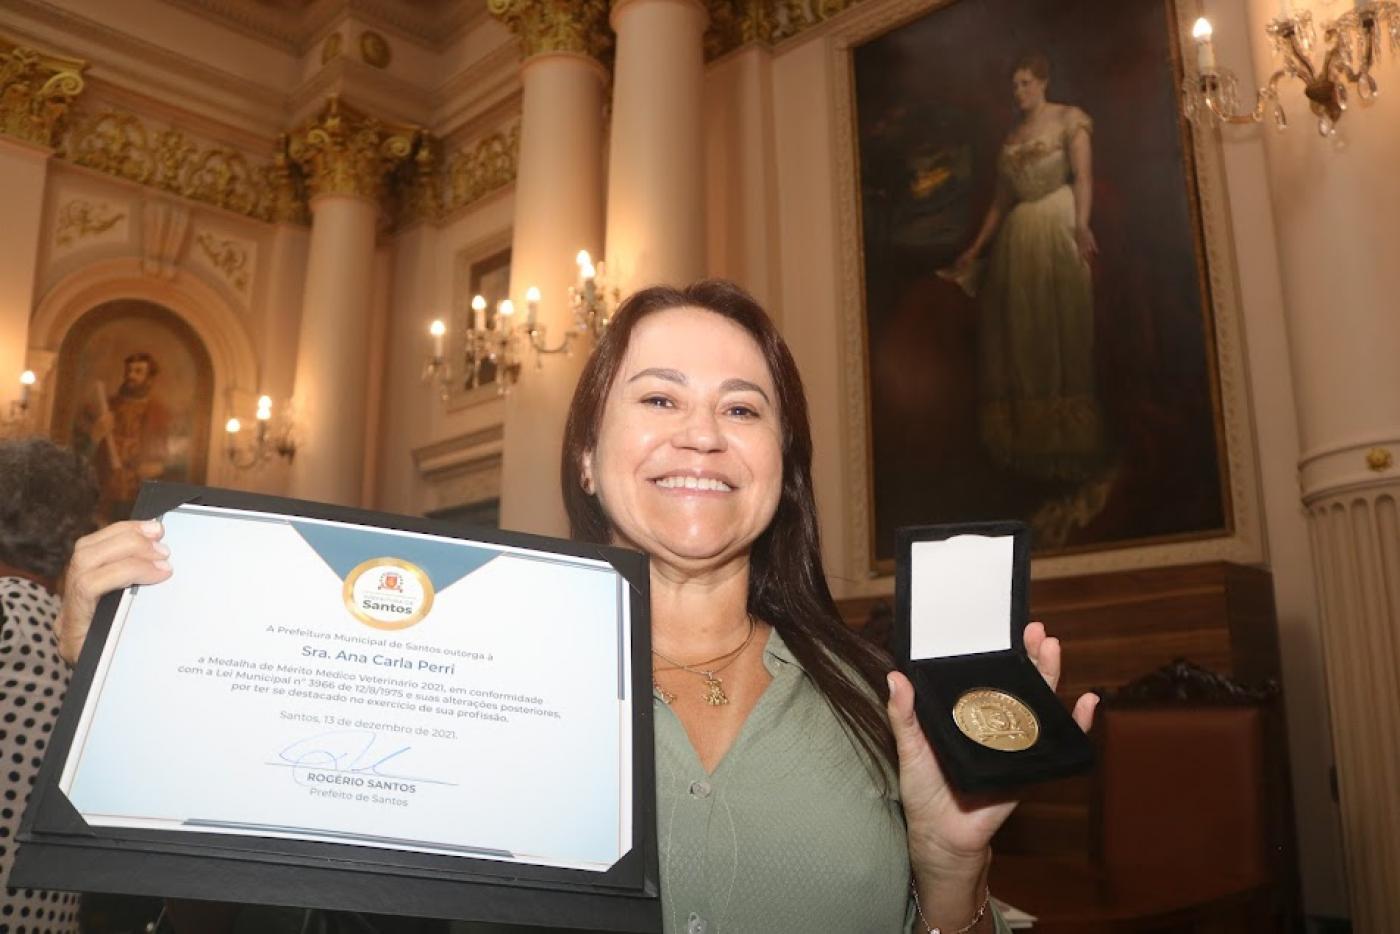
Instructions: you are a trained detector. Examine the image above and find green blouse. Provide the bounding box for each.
[649,629,1010,934]
[262,630,1009,934]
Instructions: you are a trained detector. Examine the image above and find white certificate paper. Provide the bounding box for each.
[60,504,633,873]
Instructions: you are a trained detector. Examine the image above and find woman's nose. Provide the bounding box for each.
[672,407,725,452]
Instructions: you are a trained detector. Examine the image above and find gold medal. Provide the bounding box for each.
[952,688,1040,752]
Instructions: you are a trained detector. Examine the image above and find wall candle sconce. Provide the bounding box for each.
[1182,3,1399,137]
[424,249,621,400]
[225,394,296,468]
[1,370,37,437]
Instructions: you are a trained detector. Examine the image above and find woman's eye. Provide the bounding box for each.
[725,404,760,419]
[640,395,674,409]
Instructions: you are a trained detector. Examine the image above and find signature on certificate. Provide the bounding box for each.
[273,730,452,787]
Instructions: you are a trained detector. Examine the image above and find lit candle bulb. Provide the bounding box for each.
[498,299,514,332]
[525,286,541,330]
[18,369,35,408]
[1192,18,1216,72]
[256,395,273,420]
[581,262,598,305]
[225,417,241,435]
[430,319,446,358]
[472,294,487,332]
[575,249,592,270]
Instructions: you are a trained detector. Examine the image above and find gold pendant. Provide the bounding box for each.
[702,675,729,706]
[654,680,677,705]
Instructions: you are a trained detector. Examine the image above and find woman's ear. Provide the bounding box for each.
[580,451,596,495]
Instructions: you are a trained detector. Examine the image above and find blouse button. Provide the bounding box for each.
[688,780,712,798]
[687,912,708,934]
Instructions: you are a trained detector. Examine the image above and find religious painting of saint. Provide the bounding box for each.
[853,0,1228,565]
[51,300,213,523]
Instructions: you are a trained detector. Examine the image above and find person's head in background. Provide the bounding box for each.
[0,437,100,589]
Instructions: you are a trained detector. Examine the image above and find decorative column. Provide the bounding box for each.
[1244,2,1400,926]
[605,0,709,293]
[286,97,418,506]
[0,38,85,419]
[489,0,611,535]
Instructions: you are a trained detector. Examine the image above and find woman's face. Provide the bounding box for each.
[1012,68,1047,113]
[584,307,783,574]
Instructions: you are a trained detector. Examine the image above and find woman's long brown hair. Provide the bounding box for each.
[561,279,897,783]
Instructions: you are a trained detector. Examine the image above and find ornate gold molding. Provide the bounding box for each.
[194,230,250,290]
[287,95,421,202]
[63,110,285,221]
[704,0,866,59]
[54,198,125,246]
[0,36,87,148]
[445,124,519,214]
[489,0,613,64]
[397,134,443,226]
[267,134,309,225]
[359,31,392,69]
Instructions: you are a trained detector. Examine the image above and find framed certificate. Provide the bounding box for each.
[15,482,660,932]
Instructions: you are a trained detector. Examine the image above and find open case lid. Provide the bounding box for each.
[893,521,1030,666]
[14,481,662,932]
[893,521,1093,793]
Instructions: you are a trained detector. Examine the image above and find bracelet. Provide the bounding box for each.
[912,881,991,934]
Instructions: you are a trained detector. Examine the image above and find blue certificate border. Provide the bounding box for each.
[15,481,660,932]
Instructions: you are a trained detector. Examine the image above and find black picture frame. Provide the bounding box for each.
[15,481,660,932]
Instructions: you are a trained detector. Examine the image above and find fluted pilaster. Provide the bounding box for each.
[1299,447,1400,928]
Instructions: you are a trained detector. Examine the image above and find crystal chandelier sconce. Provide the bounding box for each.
[1183,2,1399,137]
[424,293,525,399]
[1,370,37,437]
[567,250,619,340]
[423,249,621,400]
[224,394,296,468]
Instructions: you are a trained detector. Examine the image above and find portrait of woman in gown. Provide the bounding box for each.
[943,52,1112,535]
[855,0,1229,566]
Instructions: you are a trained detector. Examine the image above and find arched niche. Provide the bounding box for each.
[29,257,260,491]
[51,301,214,522]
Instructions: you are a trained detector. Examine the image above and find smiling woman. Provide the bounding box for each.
[562,281,893,777]
[554,280,1090,933]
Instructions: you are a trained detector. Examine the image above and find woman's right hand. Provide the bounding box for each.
[952,247,979,272]
[56,519,172,665]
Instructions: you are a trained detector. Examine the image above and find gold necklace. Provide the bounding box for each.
[652,617,756,706]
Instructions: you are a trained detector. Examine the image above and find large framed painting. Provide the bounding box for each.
[50,299,213,524]
[834,0,1257,574]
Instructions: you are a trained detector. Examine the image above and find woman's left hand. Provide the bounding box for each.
[886,622,1098,876]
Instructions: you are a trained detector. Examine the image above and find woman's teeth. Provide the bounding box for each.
[655,476,732,492]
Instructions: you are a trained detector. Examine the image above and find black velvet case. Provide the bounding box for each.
[893,521,1094,793]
